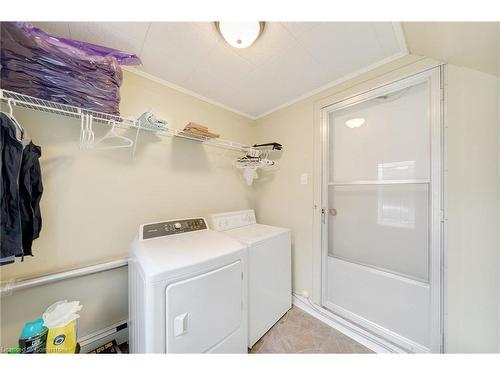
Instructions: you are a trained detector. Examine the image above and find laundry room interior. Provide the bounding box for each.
[1,6,500,360]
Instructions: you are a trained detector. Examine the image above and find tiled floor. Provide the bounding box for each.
[249,307,373,354]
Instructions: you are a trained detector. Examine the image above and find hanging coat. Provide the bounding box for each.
[19,141,43,256]
[0,112,43,261]
[0,112,24,259]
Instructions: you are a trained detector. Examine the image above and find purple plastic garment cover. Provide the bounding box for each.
[0,22,142,115]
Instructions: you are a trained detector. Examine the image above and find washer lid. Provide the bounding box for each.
[224,224,290,245]
[130,230,246,278]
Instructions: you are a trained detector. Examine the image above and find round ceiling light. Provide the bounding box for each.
[215,22,265,48]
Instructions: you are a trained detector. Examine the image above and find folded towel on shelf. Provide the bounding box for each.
[183,128,220,139]
[184,122,208,131]
[182,122,220,139]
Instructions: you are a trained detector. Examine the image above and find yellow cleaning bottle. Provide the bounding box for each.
[43,300,82,354]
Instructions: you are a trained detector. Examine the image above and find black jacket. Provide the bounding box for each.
[0,112,24,258]
[19,141,43,256]
[0,112,43,260]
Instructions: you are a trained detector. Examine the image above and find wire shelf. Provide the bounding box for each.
[0,89,137,127]
[0,89,253,152]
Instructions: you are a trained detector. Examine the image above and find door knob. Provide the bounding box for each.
[329,208,337,216]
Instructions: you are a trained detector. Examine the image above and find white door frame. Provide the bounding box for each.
[318,67,444,353]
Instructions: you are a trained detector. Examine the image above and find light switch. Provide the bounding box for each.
[300,173,308,185]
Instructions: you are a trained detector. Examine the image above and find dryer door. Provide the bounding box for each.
[165,260,244,353]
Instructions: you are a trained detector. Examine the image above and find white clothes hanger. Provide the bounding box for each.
[79,113,85,148]
[86,114,94,147]
[2,98,25,136]
[92,120,134,150]
[8,98,14,117]
[79,114,94,149]
[132,116,142,158]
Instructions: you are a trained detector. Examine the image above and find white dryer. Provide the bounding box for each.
[208,209,291,348]
[128,217,248,353]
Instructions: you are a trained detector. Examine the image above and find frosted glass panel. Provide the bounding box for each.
[329,82,430,182]
[328,184,429,281]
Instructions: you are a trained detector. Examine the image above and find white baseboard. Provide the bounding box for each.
[323,301,430,353]
[292,295,405,353]
[78,320,128,353]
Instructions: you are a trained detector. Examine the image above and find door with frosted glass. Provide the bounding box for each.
[321,68,442,352]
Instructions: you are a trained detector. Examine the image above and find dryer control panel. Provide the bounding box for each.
[141,218,207,240]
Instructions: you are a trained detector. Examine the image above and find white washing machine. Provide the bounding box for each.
[208,209,291,348]
[128,217,248,353]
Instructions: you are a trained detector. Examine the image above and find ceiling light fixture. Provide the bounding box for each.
[215,22,265,49]
[345,118,366,128]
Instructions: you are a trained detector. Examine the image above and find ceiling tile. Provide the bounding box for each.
[296,22,388,77]
[146,22,218,62]
[226,44,329,116]
[33,22,71,38]
[181,67,240,109]
[140,22,219,85]
[251,45,328,96]
[69,22,150,56]
[186,40,255,88]
[281,22,320,38]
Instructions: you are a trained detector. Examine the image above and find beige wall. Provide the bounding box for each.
[0,69,256,349]
[255,56,500,352]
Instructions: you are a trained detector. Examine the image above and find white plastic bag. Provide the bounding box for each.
[43,300,82,328]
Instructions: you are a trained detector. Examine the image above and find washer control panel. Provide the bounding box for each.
[141,218,207,240]
[208,209,256,231]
